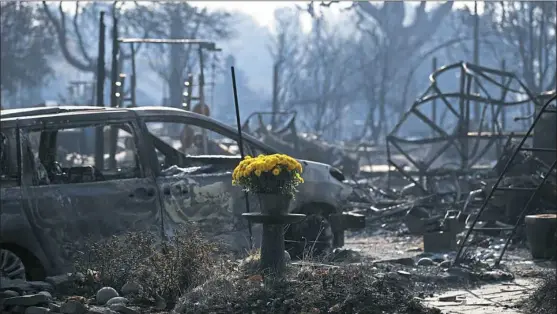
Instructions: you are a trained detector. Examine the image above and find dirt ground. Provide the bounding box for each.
[344,231,555,314]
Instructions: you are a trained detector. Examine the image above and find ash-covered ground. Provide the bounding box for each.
[1,215,554,314]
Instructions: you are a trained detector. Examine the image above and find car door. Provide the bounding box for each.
[0,126,53,278]
[20,115,163,272]
[142,117,258,252]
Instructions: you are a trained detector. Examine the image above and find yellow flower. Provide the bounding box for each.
[255,169,262,176]
[272,168,280,176]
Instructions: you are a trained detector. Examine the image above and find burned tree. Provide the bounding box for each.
[268,7,304,129]
[271,6,358,140]
[483,2,557,94]
[41,2,153,77]
[1,2,55,102]
[353,1,454,143]
[140,2,232,108]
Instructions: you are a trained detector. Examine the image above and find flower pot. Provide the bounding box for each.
[524,213,557,260]
[257,193,292,216]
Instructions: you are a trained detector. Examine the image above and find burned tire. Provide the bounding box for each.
[0,248,26,280]
[285,214,334,259]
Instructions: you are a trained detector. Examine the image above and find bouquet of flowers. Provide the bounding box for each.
[232,154,304,197]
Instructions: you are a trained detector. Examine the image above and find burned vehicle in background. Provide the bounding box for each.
[241,111,361,177]
[0,106,364,279]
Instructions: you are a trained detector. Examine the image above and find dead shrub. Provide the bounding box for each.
[72,225,217,306]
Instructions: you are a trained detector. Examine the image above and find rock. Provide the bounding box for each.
[45,274,73,287]
[283,299,294,305]
[25,306,50,314]
[60,300,88,314]
[105,297,128,307]
[328,303,341,313]
[37,291,52,301]
[11,305,26,313]
[154,293,166,310]
[108,304,138,314]
[49,303,61,312]
[0,290,20,298]
[87,306,118,314]
[3,294,50,306]
[417,257,435,266]
[0,278,32,292]
[96,287,119,305]
[73,273,86,283]
[120,282,140,296]
[28,281,54,292]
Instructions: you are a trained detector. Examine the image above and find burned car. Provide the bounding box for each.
[0,106,364,279]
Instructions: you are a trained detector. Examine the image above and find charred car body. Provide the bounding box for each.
[0,106,364,279]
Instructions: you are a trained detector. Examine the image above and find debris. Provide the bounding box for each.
[438,293,463,302]
[423,231,457,253]
[417,258,436,266]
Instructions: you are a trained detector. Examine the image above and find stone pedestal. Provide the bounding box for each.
[242,193,305,277]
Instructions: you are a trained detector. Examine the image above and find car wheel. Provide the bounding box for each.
[285,214,334,259]
[0,248,26,280]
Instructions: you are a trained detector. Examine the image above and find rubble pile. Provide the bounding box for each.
[174,262,443,314]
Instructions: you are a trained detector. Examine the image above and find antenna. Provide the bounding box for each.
[231,66,253,249]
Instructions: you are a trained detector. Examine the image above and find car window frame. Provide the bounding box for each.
[16,116,151,186]
[141,114,275,153]
[141,115,275,174]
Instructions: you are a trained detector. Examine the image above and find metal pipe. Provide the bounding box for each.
[231,66,253,249]
[95,11,106,170]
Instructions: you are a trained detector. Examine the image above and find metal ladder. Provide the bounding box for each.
[453,93,557,267]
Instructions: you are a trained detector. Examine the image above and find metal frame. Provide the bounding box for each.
[453,92,557,267]
[112,37,221,109]
[386,62,541,193]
